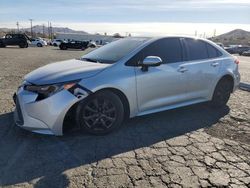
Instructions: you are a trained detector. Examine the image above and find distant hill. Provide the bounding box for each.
[0,25,88,37]
[210,29,250,46]
[24,25,88,35]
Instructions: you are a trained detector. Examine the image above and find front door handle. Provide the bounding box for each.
[211,62,219,67]
[178,66,188,73]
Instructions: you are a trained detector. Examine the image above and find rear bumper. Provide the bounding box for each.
[13,87,87,136]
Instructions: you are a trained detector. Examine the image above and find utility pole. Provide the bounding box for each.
[29,19,33,37]
[48,21,50,39]
[50,22,53,40]
[42,24,45,38]
[16,22,19,33]
[213,29,216,37]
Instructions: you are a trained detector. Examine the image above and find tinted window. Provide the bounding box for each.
[206,43,219,58]
[144,38,182,63]
[127,38,182,65]
[185,39,208,60]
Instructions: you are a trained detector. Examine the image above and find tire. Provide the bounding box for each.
[53,43,58,47]
[19,43,27,48]
[60,45,67,50]
[76,91,124,135]
[211,78,233,108]
[37,43,42,47]
[0,43,6,48]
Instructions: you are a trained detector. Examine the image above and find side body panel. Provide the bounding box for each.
[135,62,187,113]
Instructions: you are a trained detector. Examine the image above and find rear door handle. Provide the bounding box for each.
[211,62,219,67]
[178,66,188,73]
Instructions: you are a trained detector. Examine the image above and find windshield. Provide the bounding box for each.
[81,38,149,64]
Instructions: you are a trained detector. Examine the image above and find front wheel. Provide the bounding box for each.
[0,43,6,48]
[76,91,124,135]
[19,43,27,48]
[211,79,233,108]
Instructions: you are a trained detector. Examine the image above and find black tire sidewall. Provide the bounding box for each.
[61,45,67,50]
[19,43,26,48]
[76,91,124,135]
[211,79,232,107]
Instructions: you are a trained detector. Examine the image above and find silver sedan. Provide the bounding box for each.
[14,36,240,135]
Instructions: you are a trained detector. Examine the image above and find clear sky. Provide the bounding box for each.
[0,0,250,36]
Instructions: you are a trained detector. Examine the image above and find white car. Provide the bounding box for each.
[52,39,63,46]
[31,38,47,47]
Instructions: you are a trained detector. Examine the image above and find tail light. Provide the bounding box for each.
[234,58,240,65]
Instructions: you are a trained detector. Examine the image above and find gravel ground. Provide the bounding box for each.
[0,46,249,188]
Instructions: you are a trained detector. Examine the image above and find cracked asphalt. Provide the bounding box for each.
[0,46,249,188]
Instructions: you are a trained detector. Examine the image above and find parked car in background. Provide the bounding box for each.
[88,41,97,48]
[225,46,250,55]
[30,38,47,47]
[238,46,250,55]
[59,40,89,50]
[52,39,63,46]
[0,33,29,48]
[216,43,224,49]
[225,47,237,54]
[14,36,240,136]
[242,50,250,56]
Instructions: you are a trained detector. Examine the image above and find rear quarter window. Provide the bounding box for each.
[206,43,222,58]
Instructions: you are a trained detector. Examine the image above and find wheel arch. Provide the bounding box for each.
[63,87,131,134]
[215,74,234,93]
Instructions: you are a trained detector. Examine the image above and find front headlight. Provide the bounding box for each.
[24,81,78,99]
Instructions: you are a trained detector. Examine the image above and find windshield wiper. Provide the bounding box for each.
[81,58,100,63]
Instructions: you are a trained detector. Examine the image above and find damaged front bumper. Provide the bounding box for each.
[13,86,89,136]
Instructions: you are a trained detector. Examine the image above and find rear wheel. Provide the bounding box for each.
[19,43,27,48]
[76,91,124,135]
[37,43,42,47]
[211,78,233,108]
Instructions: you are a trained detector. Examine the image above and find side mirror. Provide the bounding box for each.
[141,56,162,72]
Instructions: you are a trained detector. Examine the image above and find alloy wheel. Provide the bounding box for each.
[82,98,116,131]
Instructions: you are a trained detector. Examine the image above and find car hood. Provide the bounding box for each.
[25,59,111,85]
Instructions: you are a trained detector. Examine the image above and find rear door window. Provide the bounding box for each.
[184,38,208,61]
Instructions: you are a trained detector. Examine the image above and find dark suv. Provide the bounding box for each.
[0,33,30,48]
[59,40,89,50]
